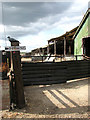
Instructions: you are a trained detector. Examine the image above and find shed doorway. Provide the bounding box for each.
[83,37,90,57]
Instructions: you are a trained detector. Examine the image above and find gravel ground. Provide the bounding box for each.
[0,77,90,119]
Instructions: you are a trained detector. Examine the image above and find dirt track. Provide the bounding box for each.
[1,77,90,119]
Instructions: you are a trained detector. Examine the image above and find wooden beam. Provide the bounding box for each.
[38,48,41,55]
[42,48,44,55]
[47,43,49,55]
[54,40,56,55]
[69,46,71,54]
[64,37,66,56]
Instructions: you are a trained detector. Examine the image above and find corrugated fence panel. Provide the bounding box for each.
[67,60,89,80]
[22,62,67,85]
[22,60,90,86]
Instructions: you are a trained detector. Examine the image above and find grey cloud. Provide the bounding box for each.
[0,3,2,24]
[3,2,73,26]
[88,1,90,8]
[1,2,74,38]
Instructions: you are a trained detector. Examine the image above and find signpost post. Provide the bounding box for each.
[6,41,25,109]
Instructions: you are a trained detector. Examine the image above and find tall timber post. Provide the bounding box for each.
[10,40,25,108]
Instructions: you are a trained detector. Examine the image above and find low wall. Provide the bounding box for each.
[0,79,10,110]
[22,60,90,86]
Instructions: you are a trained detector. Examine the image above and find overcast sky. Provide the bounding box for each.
[0,0,89,52]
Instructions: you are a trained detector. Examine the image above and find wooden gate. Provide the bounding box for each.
[22,60,90,86]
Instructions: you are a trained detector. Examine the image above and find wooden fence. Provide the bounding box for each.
[22,60,90,86]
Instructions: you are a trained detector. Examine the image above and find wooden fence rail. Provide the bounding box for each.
[22,60,90,86]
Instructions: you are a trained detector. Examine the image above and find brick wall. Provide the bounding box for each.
[0,79,10,110]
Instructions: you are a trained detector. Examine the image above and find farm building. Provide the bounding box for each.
[73,8,90,59]
[48,26,78,56]
[30,46,47,56]
[30,26,78,57]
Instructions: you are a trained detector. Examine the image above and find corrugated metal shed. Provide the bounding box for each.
[74,8,90,59]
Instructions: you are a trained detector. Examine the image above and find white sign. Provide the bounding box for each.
[5,46,26,51]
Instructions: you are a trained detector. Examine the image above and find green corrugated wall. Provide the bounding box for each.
[88,14,90,36]
[74,15,90,57]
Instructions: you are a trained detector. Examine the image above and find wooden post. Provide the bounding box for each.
[42,48,44,56]
[47,43,50,55]
[0,51,2,80]
[10,51,13,71]
[64,37,66,56]
[11,41,25,108]
[69,45,71,55]
[38,48,41,56]
[54,40,56,55]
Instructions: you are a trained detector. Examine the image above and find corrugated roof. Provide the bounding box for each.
[48,26,78,43]
[73,8,90,39]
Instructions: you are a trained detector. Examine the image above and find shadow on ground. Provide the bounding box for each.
[12,77,89,116]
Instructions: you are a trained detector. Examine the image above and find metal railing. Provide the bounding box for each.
[21,54,90,62]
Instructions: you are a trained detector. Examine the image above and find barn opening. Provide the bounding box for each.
[83,37,90,57]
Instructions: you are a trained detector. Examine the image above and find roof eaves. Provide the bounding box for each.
[73,8,90,39]
[48,26,78,43]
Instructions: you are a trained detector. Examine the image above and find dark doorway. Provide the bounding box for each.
[83,37,90,57]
